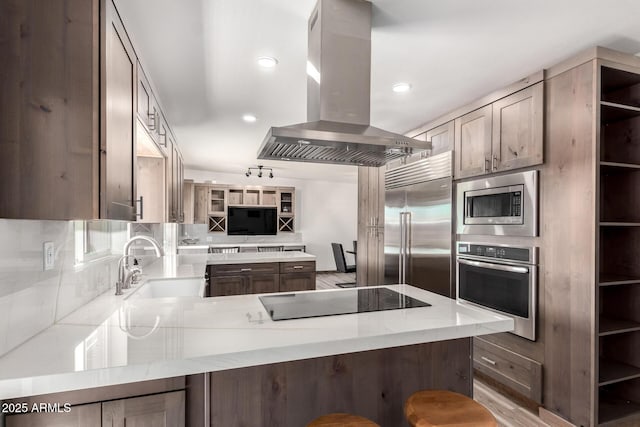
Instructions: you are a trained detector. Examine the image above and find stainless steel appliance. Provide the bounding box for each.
[456,242,538,340]
[258,0,429,166]
[456,170,538,236]
[384,152,453,297]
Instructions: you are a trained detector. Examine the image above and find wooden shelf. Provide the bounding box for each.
[599,393,640,426]
[601,161,640,170]
[601,102,640,123]
[600,222,640,227]
[599,359,640,386]
[600,317,640,336]
[599,273,640,286]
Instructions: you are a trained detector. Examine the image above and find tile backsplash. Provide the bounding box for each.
[0,219,129,357]
[179,224,303,245]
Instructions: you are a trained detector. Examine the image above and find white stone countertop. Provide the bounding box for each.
[206,251,316,264]
[0,255,512,400]
[178,242,306,250]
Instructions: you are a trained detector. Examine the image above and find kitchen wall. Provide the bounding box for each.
[0,220,134,357]
[184,169,358,271]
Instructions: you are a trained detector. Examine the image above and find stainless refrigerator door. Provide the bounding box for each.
[383,187,406,284]
[404,177,453,297]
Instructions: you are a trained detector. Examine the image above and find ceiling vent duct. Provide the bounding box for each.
[258,0,429,167]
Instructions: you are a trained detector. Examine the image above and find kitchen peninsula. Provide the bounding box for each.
[0,254,512,426]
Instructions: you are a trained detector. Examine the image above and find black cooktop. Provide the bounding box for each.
[259,287,430,321]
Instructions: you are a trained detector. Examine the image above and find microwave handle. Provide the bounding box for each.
[458,258,529,274]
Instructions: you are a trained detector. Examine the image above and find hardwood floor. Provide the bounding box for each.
[474,379,549,427]
[316,271,355,289]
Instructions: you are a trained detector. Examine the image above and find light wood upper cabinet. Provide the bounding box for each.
[425,120,455,155]
[492,82,544,172]
[102,390,185,427]
[453,83,543,179]
[102,0,137,220]
[454,105,493,179]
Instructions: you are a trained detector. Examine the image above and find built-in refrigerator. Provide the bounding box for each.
[383,151,453,297]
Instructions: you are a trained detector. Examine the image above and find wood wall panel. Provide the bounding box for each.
[209,339,471,427]
[541,60,597,427]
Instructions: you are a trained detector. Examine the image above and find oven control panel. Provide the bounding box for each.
[457,243,530,262]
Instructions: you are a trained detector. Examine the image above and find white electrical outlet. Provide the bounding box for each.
[43,241,55,271]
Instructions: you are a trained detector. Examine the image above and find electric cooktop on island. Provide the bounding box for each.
[259,287,431,321]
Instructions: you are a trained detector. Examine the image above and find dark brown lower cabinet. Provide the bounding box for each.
[279,272,315,292]
[208,261,316,296]
[5,403,101,427]
[4,378,185,427]
[102,390,185,427]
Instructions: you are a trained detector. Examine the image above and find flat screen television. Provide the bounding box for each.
[227,207,277,235]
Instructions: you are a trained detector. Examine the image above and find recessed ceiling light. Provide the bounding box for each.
[257,57,278,68]
[392,82,412,93]
[242,114,257,123]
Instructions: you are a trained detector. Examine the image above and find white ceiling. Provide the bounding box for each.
[115,0,640,182]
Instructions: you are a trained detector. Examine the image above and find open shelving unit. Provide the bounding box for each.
[193,184,295,234]
[597,65,640,425]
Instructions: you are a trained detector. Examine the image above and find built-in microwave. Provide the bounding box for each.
[456,170,538,237]
[456,242,538,341]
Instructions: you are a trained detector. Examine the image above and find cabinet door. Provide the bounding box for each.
[136,63,152,131]
[102,390,185,427]
[454,105,492,179]
[426,120,454,155]
[193,185,209,224]
[210,275,249,296]
[102,0,136,220]
[279,272,316,292]
[5,403,101,427]
[249,274,280,294]
[492,82,544,172]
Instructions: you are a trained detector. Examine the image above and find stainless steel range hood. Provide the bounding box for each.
[258,0,429,167]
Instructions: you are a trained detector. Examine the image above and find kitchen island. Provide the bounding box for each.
[0,255,512,425]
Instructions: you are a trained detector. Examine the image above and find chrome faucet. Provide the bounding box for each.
[115,235,164,296]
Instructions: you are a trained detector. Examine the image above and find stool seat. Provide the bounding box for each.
[307,413,380,427]
[404,390,497,427]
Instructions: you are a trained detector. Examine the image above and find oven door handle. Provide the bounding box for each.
[458,258,529,274]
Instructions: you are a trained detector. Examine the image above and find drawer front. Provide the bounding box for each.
[280,261,315,274]
[473,337,542,403]
[210,276,249,297]
[210,263,279,276]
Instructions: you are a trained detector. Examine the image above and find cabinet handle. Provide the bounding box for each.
[480,356,497,366]
[135,196,144,220]
[293,266,304,269]
[240,268,252,272]
[484,158,490,172]
[492,155,498,171]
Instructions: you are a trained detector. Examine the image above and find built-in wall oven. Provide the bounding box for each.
[456,170,538,237]
[456,242,538,341]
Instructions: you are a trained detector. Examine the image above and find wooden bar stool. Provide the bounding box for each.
[307,413,380,427]
[404,390,497,427]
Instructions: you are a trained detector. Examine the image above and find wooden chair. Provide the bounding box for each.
[208,247,240,254]
[404,390,497,427]
[257,246,284,252]
[307,413,379,427]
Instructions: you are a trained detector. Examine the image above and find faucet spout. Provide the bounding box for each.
[123,235,164,257]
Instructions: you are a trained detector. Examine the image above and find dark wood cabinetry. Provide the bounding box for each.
[208,261,315,296]
[4,378,185,427]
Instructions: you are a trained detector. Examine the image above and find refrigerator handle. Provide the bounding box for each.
[398,212,404,284]
[405,211,411,284]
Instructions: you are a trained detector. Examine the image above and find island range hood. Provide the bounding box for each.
[257,0,430,167]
